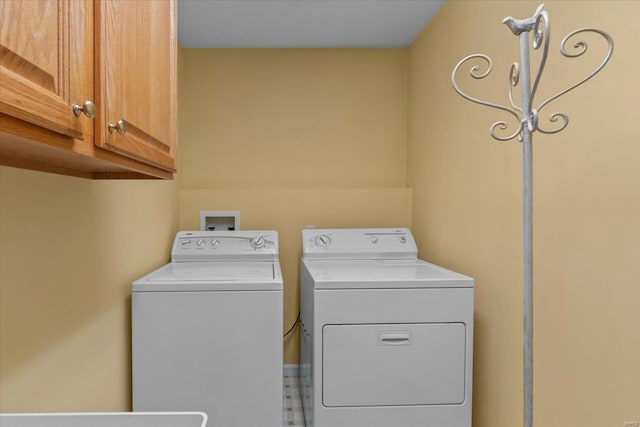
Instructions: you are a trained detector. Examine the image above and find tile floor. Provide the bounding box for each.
[282,373,305,427]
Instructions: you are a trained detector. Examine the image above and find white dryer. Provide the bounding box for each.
[300,228,474,427]
[132,231,283,427]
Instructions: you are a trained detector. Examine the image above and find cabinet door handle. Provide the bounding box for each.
[72,100,97,118]
[107,119,127,135]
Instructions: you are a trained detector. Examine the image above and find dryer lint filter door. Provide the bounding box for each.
[322,323,466,407]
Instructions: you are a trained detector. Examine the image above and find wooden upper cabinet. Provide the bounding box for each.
[0,0,84,139]
[95,0,177,172]
[0,0,175,179]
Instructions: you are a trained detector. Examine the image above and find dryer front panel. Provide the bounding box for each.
[322,323,466,407]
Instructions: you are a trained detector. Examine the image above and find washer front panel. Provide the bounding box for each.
[132,290,282,427]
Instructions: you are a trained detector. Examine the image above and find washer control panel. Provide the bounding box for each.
[302,228,417,260]
[172,230,278,262]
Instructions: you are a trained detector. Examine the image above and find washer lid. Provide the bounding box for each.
[132,262,283,292]
[303,259,473,289]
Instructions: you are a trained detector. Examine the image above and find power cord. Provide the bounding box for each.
[284,312,300,338]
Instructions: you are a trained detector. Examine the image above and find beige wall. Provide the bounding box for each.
[0,167,179,411]
[408,1,640,426]
[179,49,412,363]
[180,49,407,189]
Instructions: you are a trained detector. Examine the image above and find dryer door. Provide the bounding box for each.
[322,323,466,407]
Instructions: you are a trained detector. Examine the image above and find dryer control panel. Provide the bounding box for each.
[302,228,417,260]
[172,230,279,262]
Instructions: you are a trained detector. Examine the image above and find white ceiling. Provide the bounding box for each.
[178,0,447,48]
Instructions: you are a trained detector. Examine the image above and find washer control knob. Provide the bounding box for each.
[371,236,380,244]
[210,238,220,247]
[196,239,206,246]
[181,239,192,247]
[315,235,331,247]
[399,236,407,243]
[251,236,265,248]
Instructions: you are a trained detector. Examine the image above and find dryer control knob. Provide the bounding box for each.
[251,236,265,248]
[196,239,206,246]
[315,235,332,247]
[210,238,220,247]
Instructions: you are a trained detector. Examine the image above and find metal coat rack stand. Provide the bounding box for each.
[451,4,613,427]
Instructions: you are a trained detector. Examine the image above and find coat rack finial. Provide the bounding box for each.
[451,3,613,142]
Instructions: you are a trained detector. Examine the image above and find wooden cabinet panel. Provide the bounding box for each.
[95,0,176,172]
[0,0,84,139]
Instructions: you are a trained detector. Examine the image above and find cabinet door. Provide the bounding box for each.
[95,0,176,172]
[0,0,84,139]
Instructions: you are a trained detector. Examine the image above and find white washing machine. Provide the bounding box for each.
[300,228,474,427]
[132,231,283,427]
